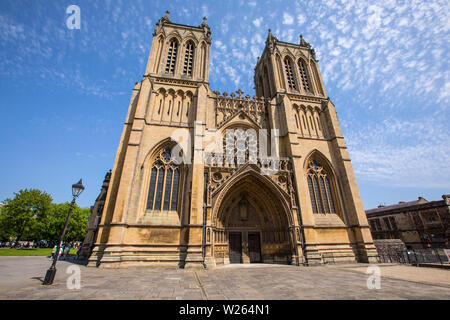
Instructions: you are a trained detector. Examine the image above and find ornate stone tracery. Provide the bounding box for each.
[146,147,181,212]
[306,158,337,215]
[214,90,267,128]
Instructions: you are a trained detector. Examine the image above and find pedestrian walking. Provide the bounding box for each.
[76,245,82,260]
[58,245,63,260]
[51,245,57,259]
[63,244,70,260]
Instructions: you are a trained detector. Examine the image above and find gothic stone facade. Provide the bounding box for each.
[87,13,377,268]
[78,170,111,260]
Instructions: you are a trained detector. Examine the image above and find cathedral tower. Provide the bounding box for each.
[87,13,377,268]
[253,30,377,264]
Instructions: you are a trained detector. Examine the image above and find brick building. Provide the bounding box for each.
[366,195,450,249]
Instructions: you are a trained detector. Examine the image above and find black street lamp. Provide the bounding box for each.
[43,179,85,285]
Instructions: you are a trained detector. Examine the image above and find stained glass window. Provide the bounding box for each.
[163,169,173,211]
[146,167,157,210]
[324,177,335,213]
[171,167,180,211]
[146,148,181,212]
[154,168,165,210]
[307,159,337,214]
[307,176,318,213]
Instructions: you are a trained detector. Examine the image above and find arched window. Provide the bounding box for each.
[183,41,195,76]
[306,159,337,214]
[146,147,180,211]
[165,39,178,74]
[284,58,296,90]
[298,59,311,92]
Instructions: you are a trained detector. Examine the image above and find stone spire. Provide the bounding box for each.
[153,11,171,35]
[162,10,171,23]
[266,29,277,53]
[299,34,311,48]
[201,16,209,28]
[200,16,212,44]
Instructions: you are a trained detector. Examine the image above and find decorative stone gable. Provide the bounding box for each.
[213,90,267,129]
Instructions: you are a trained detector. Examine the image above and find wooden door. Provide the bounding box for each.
[248,232,261,263]
[228,232,242,263]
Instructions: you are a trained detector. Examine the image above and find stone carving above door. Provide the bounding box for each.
[205,163,296,212]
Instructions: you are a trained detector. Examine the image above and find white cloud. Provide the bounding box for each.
[346,117,450,188]
[253,17,263,28]
[232,48,245,60]
[251,32,264,45]
[397,17,408,27]
[220,14,233,34]
[297,14,306,26]
[201,5,209,17]
[250,45,259,60]
[283,12,294,25]
[438,81,450,102]
[214,40,227,52]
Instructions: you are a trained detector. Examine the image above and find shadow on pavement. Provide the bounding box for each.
[30,276,44,284]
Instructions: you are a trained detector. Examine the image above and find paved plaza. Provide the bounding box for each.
[1,256,449,300]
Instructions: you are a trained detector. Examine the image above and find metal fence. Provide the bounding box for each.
[321,252,336,264]
[377,248,450,265]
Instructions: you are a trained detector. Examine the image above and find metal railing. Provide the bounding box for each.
[321,252,336,264]
[377,248,449,265]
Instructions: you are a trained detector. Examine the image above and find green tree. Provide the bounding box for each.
[1,189,53,245]
[0,206,10,242]
[43,203,90,242]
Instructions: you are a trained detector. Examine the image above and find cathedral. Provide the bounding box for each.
[85,12,378,268]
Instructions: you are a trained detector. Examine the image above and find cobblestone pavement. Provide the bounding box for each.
[1,257,449,300]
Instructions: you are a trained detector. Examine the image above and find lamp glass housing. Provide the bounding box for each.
[72,179,85,197]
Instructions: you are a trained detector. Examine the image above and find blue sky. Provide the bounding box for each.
[0,0,449,210]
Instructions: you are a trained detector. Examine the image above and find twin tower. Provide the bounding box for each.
[86,12,377,268]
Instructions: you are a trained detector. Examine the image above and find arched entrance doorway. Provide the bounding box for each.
[211,171,295,265]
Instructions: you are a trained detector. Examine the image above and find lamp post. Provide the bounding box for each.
[43,179,85,285]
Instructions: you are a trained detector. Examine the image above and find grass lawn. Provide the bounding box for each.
[0,248,78,256]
